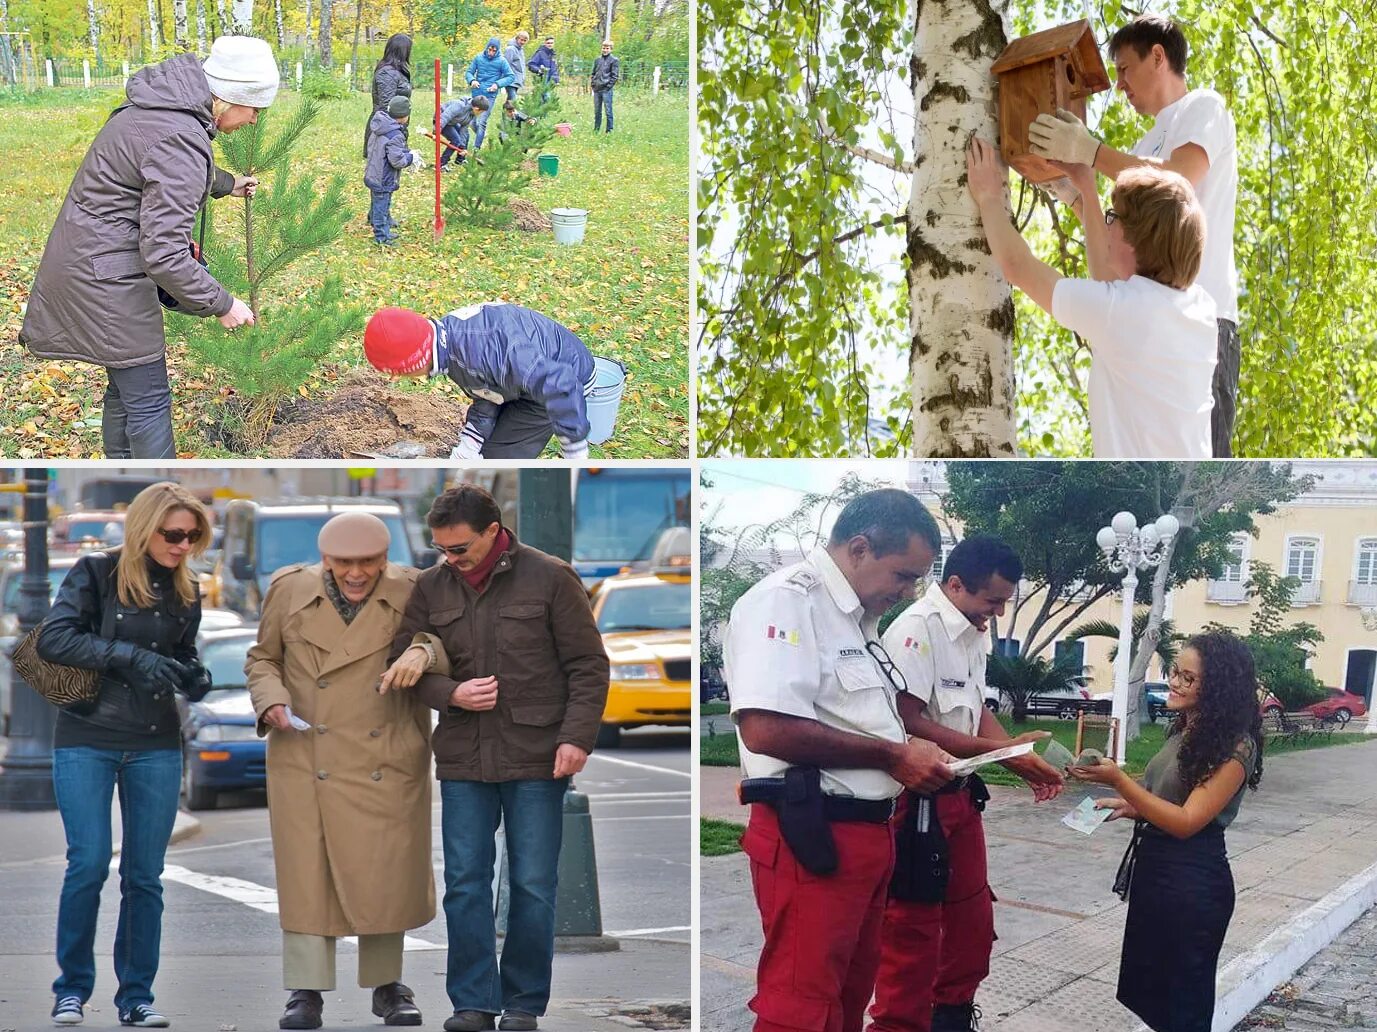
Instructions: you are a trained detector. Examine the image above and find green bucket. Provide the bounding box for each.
[538,154,560,177]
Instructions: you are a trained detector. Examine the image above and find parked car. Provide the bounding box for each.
[50,511,126,553]
[214,498,419,618]
[1305,689,1368,726]
[1144,681,1170,722]
[0,556,79,638]
[1017,677,1107,720]
[178,627,264,810]
[590,560,691,747]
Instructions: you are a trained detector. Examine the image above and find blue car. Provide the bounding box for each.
[1145,681,1171,723]
[179,628,264,811]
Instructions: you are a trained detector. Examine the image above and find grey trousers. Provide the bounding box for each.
[282,930,404,991]
[480,398,556,459]
[103,357,176,459]
[1211,318,1240,458]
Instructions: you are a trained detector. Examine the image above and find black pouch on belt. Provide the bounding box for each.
[889,790,950,903]
[777,766,839,876]
[968,772,991,813]
[158,207,209,312]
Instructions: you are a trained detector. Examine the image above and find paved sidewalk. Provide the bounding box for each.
[701,737,1377,1032]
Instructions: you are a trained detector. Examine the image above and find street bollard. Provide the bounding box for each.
[653,65,660,95]
[447,64,453,96]
[344,61,351,82]
[122,60,129,85]
[45,59,53,87]
[495,780,620,953]
[295,61,302,88]
[83,59,90,89]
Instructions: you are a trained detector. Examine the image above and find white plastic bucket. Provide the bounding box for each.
[550,207,588,245]
[586,357,626,444]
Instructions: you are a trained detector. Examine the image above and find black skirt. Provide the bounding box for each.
[1116,821,1235,1032]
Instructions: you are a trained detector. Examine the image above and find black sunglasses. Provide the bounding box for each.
[1104,208,1120,226]
[866,639,909,695]
[431,526,495,558]
[156,528,203,545]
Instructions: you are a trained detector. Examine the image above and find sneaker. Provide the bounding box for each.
[118,1004,170,1028]
[51,997,84,1025]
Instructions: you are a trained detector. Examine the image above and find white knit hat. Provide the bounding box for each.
[203,36,280,108]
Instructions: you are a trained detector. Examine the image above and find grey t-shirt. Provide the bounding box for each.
[1142,729,1257,829]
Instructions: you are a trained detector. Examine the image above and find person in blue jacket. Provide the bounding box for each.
[465,38,514,149]
[363,302,599,459]
[526,36,559,100]
[363,96,421,245]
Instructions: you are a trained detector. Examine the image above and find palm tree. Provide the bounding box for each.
[986,651,1084,723]
[1064,612,1183,674]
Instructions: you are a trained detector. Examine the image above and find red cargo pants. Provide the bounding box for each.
[742,803,895,1032]
[867,788,995,1032]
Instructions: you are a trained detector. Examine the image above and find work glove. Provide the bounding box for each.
[180,660,214,702]
[408,148,425,169]
[1042,176,1082,208]
[559,437,590,460]
[126,648,191,696]
[450,436,483,460]
[1028,109,1101,166]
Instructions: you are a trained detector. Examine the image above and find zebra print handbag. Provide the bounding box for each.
[9,553,116,709]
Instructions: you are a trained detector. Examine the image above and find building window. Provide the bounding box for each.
[1286,537,1319,582]
[1351,538,1377,606]
[1207,534,1249,603]
[1222,535,1247,582]
[930,540,951,583]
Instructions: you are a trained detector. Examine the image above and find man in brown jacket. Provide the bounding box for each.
[247,512,447,1030]
[387,484,609,1032]
[20,36,275,459]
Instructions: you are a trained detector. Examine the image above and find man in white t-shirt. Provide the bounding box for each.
[966,137,1215,458]
[868,536,1063,1032]
[726,489,954,1032]
[1028,13,1240,457]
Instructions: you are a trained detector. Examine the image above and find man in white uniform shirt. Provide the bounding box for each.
[868,537,1064,1032]
[1029,13,1240,457]
[726,489,955,1032]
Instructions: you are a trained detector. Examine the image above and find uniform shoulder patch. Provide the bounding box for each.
[269,563,307,584]
[782,567,820,594]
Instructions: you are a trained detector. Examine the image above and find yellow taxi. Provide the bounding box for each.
[591,555,692,748]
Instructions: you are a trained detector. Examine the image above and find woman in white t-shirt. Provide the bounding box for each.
[965,137,1216,458]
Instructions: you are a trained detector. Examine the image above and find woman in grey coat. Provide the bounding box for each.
[19,36,279,459]
[366,34,413,159]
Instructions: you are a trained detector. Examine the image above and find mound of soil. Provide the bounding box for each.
[510,197,552,232]
[267,375,469,458]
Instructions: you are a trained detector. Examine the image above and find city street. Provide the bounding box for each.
[0,728,690,1032]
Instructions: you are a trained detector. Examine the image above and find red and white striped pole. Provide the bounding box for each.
[433,57,445,238]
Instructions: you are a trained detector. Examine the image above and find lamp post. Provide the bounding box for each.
[1095,510,1179,765]
[0,469,56,810]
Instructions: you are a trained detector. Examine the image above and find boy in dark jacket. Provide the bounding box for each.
[362,301,600,459]
[364,95,421,246]
[437,95,491,168]
[590,40,620,133]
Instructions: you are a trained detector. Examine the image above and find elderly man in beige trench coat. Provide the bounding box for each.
[246,512,447,1031]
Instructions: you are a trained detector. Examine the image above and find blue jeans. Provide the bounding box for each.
[368,189,395,242]
[473,99,495,148]
[440,123,470,167]
[593,89,614,132]
[52,746,181,1012]
[440,778,568,1016]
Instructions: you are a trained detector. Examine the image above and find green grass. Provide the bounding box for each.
[701,818,746,857]
[0,87,687,458]
[700,730,740,767]
[701,701,729,716]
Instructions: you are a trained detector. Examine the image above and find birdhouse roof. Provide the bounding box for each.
[991,19,1110,91]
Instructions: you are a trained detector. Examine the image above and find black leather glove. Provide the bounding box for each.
[180,660,214,702]
[126,649,190,696]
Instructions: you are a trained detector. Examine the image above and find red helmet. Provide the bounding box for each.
[363,307,433,374]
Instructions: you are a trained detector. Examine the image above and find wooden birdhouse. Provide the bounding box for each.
[991,19,1111,183]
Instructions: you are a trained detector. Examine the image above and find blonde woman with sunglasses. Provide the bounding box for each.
[36,482,214,1028]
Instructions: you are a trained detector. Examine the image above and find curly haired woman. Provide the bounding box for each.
[1070,631,1263,1032]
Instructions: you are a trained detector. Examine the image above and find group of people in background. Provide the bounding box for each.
[38,481,610,1031]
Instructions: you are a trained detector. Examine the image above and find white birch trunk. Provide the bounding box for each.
[230,0,253,33]
[196,0,206,51]
[0,0,17,86]
[174,0,189,47]
[303,0,313,58]
[273,0,284,48]
[215,0,227,34]
[318,0,333,67]
[907,0,1017,457]
[1125,534,1178,741]
[148,0,161,49]
[87,0,100,62]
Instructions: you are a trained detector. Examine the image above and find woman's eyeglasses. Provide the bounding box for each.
[1104,208,1120,226]
[866,640,909,695]
[156,528,203,545]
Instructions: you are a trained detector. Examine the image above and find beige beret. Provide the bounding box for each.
[318,512,391,558]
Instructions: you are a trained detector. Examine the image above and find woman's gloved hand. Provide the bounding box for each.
[180,660,214,701]
[127,649,191,695]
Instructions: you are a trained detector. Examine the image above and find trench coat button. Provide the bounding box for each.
[317,679,328,689]
[315,724,328,734]
[370,771,383,781]
[369,729,381,738]
[316,770,329,780]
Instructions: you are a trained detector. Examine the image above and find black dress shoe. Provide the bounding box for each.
[372,982,422,1026]
[498,1012,538,1030]
[280,990,323,1030]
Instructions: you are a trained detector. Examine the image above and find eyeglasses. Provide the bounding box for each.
[431,527,493,557]
[866,639,909,695]
[156,528,203,545]
[1104,208,1120,226]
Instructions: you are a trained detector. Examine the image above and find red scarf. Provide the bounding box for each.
[462,528,510,592]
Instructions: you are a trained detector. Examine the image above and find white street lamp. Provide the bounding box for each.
[1097,511,1180,763]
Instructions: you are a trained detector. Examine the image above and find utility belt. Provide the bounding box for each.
[739,767,896,877]
[889,774,990,904]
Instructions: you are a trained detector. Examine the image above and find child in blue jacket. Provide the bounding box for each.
[363,95,421,245]
[362,301,599,458]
